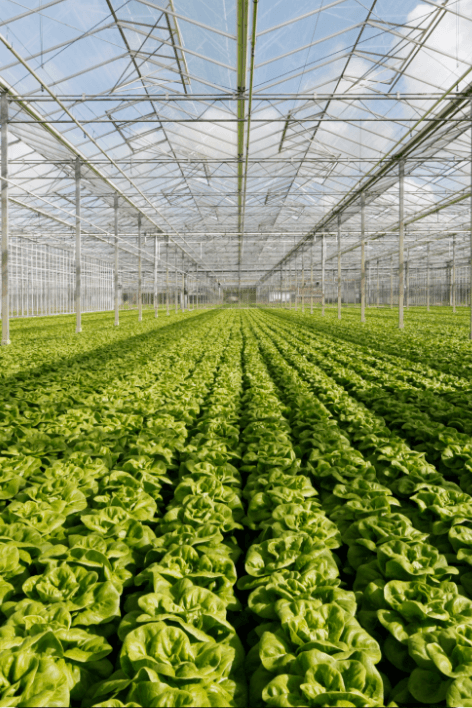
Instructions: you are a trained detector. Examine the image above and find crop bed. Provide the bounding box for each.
[1,307,472,706]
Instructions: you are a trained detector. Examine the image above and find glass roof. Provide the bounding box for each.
[0,0,471,288]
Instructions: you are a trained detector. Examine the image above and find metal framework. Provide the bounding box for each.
[0,0,471,338]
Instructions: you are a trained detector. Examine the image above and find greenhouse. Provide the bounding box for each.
[0,1,472,707]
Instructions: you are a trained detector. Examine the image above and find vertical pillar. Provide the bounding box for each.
[196,264,199,309]
[427,243,430,311]
[405,256,410,309]
[174,250,178,314]
[289,260,292,309]
[114,195,119,326]
[310,237,314,314]
[377,259,380,308]
[452,235,456,313]
[138,215,142,321]
[321,233,325,316]
[279,267,282,309]
[166,238,170,316]
[470,99,472,338]
[301,252,305,313]
[398,159,405,329]
[360,192,366,322]
[1,92,9,344]
[390,254,393,309]
[154,235,158,317]
[181,252,185,311]
[337,215,342,320]
[75,158,82,332]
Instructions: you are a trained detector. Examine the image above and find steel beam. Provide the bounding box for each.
[75,157,82,333]
[1,92,9,345]
[452,235,456,313]
[236,0,249,287]
[321,234,325,316]
[138,214,142,321]
[399,160,405,329]
[360,192,366,323]
[114,196,119,326]
[427,243,430,311]
[337,216,341,320]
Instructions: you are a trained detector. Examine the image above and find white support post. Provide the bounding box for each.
[321,233,325,316]
[427,243,430,311]
[452,235,456,313]
[196,265,199,309]
[390,254,393,309]
[174,258,178,314]
[398,159,405,329]
[337,215,342,320]
[405,255,409,309]
[470,99,472,339]
[360,192,366,322]
[138,215,142,321]
[75,158,82,333]
[1,92,9,345]
[279,267,282,309]
[301,251,305,313]
[377,259,380,308]
[154,235,158,318]
[289,260,292,309]
[166,238,170,316]
[114,195,119,326]
[310,237,313,315]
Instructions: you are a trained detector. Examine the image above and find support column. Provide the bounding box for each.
[360,192,366,322]
[310,237,314,315]
[377,259,380,308]
[337,215,342,320]
[427,243,430,311]
[196,265,199,309]
[1,92,9,345]
[390,254,393,309]
[405,256,410,309]
[174,251,178,314]
[114,196,119,326]
[138,215,142,321]
[75,158,82,332]
[321,233,325,316]
[289,260,292,309]
[398,159,405,329]
[452,235,456,313]
[154,235,158,317]
[470,99,472,338]
[301,252,305,313]
[279,267,282,309]
[166,238,170,316]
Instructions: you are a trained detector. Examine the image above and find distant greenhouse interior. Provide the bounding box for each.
[0,0,471,335]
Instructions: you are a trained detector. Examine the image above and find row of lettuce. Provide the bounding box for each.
[0,311,244,707]
[2,307,472,706]
[281,306,472,380]
[247,310,472,706]
[0,308,198,381]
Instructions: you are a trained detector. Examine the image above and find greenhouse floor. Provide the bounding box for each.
[0,306,471,707]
